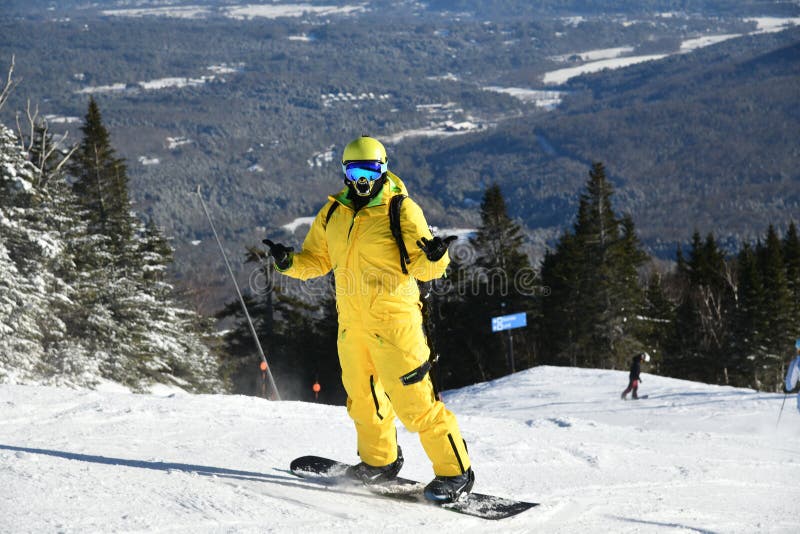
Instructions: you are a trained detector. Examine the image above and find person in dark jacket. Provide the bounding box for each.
[621,352,650,400]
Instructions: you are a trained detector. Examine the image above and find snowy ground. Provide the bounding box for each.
[2,366,798,533]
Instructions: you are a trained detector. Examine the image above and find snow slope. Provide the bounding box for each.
[2,366,798,533]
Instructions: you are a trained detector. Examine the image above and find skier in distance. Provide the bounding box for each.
[621,352,650,400]
[263,136,473,503]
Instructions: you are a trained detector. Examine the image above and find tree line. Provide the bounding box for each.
[219,161,799,400]
[3,91,796,397]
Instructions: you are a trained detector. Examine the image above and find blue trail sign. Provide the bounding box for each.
[491,312,527,333]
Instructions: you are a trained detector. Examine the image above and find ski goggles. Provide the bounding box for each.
[342,160,387,183]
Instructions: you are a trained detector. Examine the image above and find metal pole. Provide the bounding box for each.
[776,393,788,428]
[196,185,281,400]
[508,330,515,374]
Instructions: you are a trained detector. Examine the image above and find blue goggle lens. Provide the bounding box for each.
[343,161,386,182]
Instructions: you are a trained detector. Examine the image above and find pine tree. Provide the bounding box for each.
[2,96,220,391]
[436,183,536,384]
[640,271,675,370]
[539,231,583,366]
[68,97,136,267]
[139,219,174,285]
[667,232,732,383]
[539,163,647,369]
[783,221,800,337]
[730,243,767,386]
[756,225,792,389]
[0,124,87,384]
[471,183,536,376]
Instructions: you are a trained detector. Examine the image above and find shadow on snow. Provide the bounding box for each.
[0,443,372,500]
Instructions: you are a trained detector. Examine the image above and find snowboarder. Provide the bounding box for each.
[621,352,650,400]
[783,339,800,413]
[263,136,473,503]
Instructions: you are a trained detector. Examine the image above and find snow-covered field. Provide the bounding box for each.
[282,216,316,232]
[75,65,241,95]
[541,16,800,85]
[101,3,366,20]
[482,87,565,109]
[2,366,797,533]
[543,54,670,85]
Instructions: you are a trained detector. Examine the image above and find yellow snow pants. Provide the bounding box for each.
[338,323,471,477]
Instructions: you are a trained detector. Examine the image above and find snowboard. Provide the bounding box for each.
[289,455,538,520]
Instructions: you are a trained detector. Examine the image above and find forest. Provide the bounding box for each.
[2,4,797,313]
[1,1,799,401]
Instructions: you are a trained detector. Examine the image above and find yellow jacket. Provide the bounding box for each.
[279,172,448,326]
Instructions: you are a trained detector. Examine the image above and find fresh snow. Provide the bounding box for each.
[2,366,797,532]
[43,114,81,125]
[482,87,565,109]
[223,4,365,20]
[428,227,476,243]
[281,216,316,232]
[100,4,366,20]
[543,54,668,85]
[680,34,744,52]
[747,17,800,33]
[541,16,800,86]
[549,46,635,63]
[76,65,240,95]
[101,6,212,19]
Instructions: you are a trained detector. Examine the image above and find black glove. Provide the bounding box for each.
[416,235,457,262]
[262,239,294,270]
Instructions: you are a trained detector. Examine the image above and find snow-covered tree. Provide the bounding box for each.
[0,94,222,392]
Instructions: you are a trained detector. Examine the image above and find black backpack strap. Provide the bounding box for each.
[389,194,410,274]
[324,201,339,227]
[389,194,441,397]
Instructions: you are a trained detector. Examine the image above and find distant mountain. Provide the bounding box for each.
[417,0,800,17]
[1,4,798,310]
[392,27,800,256]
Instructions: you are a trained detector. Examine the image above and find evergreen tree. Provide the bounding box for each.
[436,183,536,385]
[68,97,136,267]
[539,231,583,366]
[783,221,800,337]
[539,163,647,369]
[730,243,767,386]
[139,219,174,285]
[471,183,536,376]
[667,232,732,383]
[640,271,675,370]
[2,100,221,392]
[0,124,90,384]
[756,225,792,388]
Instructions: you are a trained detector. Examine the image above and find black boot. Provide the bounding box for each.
[346,446,404,484]
[423,467,475,503]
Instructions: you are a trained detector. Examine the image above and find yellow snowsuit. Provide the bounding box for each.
[279,172,471,476]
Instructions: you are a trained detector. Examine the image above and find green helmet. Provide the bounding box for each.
[342,135,387,164]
